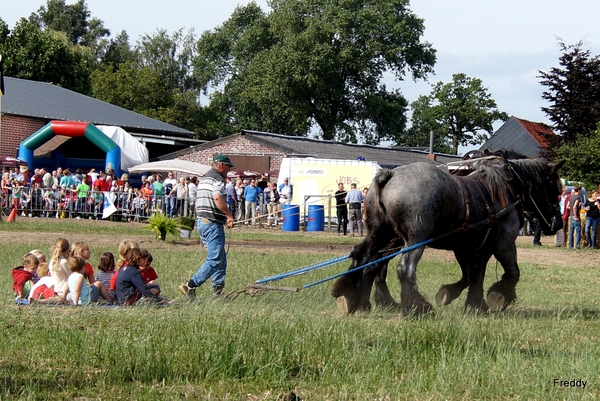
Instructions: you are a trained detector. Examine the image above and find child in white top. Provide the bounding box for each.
[65,256,113,305]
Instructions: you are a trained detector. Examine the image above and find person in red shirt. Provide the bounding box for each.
[92,172,110,219]
[139,249,160,296]
[13,253,39,301]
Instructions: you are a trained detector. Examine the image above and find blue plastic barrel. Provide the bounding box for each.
[282,204,300,231]
[307,205,325,231]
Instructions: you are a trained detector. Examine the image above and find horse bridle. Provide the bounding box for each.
[507,164,555,228]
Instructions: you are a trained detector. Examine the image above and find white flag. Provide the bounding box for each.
[102,192,117,219]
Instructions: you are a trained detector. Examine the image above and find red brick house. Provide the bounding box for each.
[158,129,462,173]
[0,77,200,159]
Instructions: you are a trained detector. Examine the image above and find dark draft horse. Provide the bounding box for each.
[332,154,564,316]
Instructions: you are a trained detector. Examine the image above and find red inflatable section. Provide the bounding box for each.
[50,120,88,137]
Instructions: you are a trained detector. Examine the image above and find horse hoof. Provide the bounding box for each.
[435,288,451,306]
[336,296,350,315]
[487,291,506,312]
[402,302,434,317]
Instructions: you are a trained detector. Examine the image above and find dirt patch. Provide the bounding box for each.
[0,221,595,268]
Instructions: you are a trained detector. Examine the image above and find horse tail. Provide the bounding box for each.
[372,169,394,219]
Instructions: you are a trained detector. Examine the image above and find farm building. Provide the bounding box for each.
[0,77,203,160]
[479,116,559,158]
[156,129,463,173]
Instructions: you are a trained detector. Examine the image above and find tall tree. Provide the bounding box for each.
[409,73,508,155]
[30,0,110,61]
[539,41,600,142]
[555,125,600,187]
[0,18,92,94]
[100,30,135,68]
[195,0,435,143]
[92,29,208,136]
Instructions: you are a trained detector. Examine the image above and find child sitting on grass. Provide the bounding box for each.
[96,252,115,294]
[29,262,64,304]
[109,240,139,293]
[139,248,161,296]
[115,247,159,305]
[29,249,46,284]
[71,242,95,283]
[49,238,72,297]
[65,256,113,306]
[12,253,39,303]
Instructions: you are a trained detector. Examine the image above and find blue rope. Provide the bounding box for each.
[302,238,434,289]
[255,254,351,284]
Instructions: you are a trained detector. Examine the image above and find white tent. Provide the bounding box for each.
[128,159,212,177]
[96,125,149,170]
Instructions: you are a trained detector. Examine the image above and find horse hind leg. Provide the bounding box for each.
[374,261,401,311]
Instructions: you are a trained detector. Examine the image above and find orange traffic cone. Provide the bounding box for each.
[6,208,17,223]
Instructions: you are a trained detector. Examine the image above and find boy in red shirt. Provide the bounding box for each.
[13,253,39,303]
[139,249,160,296]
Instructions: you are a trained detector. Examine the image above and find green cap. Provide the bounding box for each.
[213,154,234,167]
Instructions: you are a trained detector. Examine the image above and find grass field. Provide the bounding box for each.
[1,219,599,400]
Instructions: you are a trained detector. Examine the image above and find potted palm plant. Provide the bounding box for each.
[147,213,182,241]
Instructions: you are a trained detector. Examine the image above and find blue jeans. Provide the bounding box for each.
[586,216,599,248]
[568,217,581,249]
[190,218,227,289]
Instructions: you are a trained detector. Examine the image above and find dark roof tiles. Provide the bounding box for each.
[2,77,192,136]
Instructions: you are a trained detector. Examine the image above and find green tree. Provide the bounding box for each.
[408,73,508,155]
[0,18,92,94]
[100,30,135,67]
[91,62,170,113]
[30,0,110,60]
[92,29,208,136]
[195,0,435,143]
[555,125,600,187]
[539,41,600,143]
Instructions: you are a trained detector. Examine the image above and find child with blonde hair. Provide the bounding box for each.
[109,240,140,292]
[71,242,95,283]
[48,238,71,296]
[12,253,39,303]
[29,262,64,303]
[65,256,113,305]
[29,249,46,283]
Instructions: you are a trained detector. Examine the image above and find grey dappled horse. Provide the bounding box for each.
[331,156,564,316]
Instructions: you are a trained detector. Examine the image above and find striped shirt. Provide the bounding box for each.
[195,169,227,224]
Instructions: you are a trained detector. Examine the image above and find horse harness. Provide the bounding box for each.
[447,174,519,251]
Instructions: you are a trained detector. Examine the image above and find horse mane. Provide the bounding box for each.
[472,164,511,207]
[470,157,550,208]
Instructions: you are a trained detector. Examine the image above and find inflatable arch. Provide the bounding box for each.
[18,121,121,176]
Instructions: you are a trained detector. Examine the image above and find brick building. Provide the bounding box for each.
[158,130,462,173]
[0,77,201,159]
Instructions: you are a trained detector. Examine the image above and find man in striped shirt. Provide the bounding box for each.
[179,154,235,299]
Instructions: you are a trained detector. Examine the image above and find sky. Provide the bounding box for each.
[4,0,600,154]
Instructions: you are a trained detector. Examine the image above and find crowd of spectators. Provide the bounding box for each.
[1,166,200,222]
[1,165,293,225]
